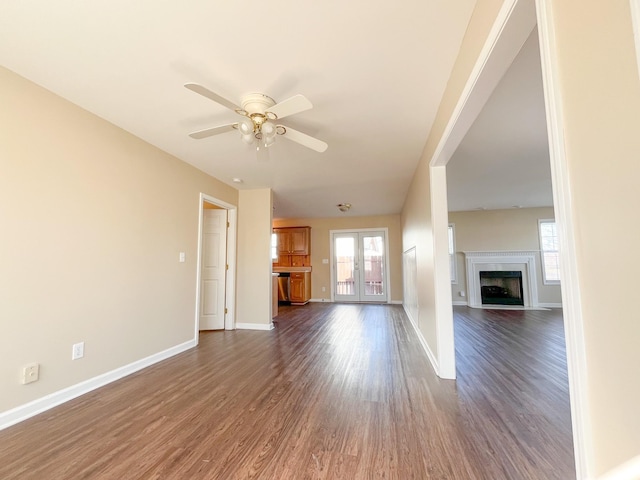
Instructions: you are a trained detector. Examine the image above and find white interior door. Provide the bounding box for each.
[332,230,388,303]
[200,208,227,330]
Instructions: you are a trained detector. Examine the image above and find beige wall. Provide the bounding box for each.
[273,215,403,302]
[401,159,438,353]
[237,189,274,326]
[449,207,562,305]
[400,0,506,373]
[547,0,640,475]
[0,67,238,413]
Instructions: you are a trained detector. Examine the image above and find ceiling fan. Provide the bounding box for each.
[184,83,328,155]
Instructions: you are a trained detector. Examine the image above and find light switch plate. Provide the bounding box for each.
[72,342,84,360]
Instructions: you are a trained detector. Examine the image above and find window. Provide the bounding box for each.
[538,219,560,284]
[631,0,640,79]
[271,233,278,261]
[448,224,457,284]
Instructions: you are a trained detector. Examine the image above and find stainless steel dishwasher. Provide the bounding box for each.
[277,272,290,302]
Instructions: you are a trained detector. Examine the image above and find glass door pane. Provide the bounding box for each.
[362,235,385,297]
[335,235,356,300]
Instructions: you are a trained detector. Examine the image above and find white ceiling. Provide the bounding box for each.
[0,0,478,219]
[1,2,552,219]
[446,28,553,212]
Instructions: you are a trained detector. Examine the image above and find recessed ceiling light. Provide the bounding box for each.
[232,177,243,184]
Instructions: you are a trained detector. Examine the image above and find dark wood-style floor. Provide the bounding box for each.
[0,304,575,479]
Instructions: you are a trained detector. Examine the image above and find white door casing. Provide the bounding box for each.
[199,208,227,330]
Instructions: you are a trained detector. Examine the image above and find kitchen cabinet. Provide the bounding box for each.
[276,227,310,255]
[289,271,311,305]
[273,227,311,267]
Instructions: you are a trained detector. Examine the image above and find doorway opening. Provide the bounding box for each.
[330,229,389,303]
[427,0,585,474]
[195,193,237,340]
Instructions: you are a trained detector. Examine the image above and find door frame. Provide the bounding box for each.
[329,228,391,303]
[427,0,589,476]
[194,193,237,341]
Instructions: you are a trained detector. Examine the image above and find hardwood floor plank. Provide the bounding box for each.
[0,304,575,479]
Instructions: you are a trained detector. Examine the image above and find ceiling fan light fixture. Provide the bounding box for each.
[238,117,254,136]
[262,122,276,138]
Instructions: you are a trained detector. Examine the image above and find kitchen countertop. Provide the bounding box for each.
[273,266,312,273]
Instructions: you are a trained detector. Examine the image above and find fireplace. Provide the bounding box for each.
[480,271,524,306]
[464,251,539,309]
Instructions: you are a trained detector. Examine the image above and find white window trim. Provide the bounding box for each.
[631,0,640,80]
[271,232,278,261]
[538,219,560,285]
[448,223,458,284]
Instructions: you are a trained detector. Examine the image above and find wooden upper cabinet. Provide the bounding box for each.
[288,228,309,255]
[277,231,291,256]
[275,227,310,255]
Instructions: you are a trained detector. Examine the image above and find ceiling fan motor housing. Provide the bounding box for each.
[241,93,276,117]
[237,93,278,139]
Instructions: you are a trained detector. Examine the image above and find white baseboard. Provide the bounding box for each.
[402,304,440,376]
[0,339,196,431]
[235,322,274,331]
[309,299,402,305]
[452,300,559,308]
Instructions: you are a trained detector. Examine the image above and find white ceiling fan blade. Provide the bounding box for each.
[267,94,313,120]
[279,126,328,153]
[188,123,236,139]
[184,83,241,112]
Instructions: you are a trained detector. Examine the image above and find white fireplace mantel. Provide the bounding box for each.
[463,251,539,309]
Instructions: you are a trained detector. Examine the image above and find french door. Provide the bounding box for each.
[332,230,388,303]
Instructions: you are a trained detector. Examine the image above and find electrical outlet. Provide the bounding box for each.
[459,291,466,297]
[322,286,326,292]
[21,363,39,384]
[72,342,84,360]
[179,252,186,263]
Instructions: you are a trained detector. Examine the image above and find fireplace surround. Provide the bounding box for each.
[464,251,540,309]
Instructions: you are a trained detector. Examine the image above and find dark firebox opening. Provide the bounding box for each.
[479,271,524,306]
